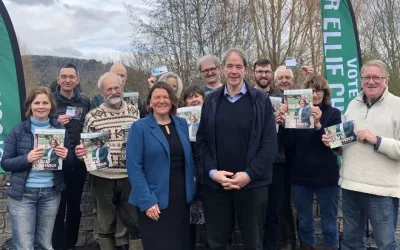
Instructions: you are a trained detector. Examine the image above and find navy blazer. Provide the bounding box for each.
[126,113,197,212]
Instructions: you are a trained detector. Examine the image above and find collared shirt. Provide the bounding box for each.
[224,83,247,103]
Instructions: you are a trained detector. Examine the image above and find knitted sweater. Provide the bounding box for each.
[83,102,139,179]
[339,88,400,198]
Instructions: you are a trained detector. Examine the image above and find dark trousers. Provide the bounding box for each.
[281,166,296,248]
[263,164,286,250]
[203,185,269,250]
[53,166,87,249]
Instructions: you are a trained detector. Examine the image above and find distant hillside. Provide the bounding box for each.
[23,55,149,99]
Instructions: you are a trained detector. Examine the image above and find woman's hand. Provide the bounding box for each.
[312,106,322,129]
[321,134,332,148]
[148,75,157,88]
[55,146,68,160]
[75,144,87,159]
[27,148,45,163]
[146,204,161,221]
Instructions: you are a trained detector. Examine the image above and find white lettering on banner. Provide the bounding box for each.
[323,18,341,30]
[324,0,340,10]
[347,58,360,98]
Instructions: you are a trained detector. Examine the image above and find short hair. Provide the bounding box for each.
[222,48,248,68]
[24,87,57,118]
[274,66,293,80]
[158,72,183,98]
[146,82,179,115]
[188,114,199,123]
[196,55,221,72]
[361,60,389,77]
[302,74,332,105]
[182,85,205,105]
[58,63,79,77]
[97,72,122,89]
[253,59,272,71]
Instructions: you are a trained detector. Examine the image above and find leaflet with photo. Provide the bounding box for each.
[285,56,304,69]
[324,120,357,149]
[33,129,65,170]
[120,123,133,165]
[80,132,112,171]
[151,65,168,76]
[123,92,139,106]
[270,96,282,132]
[284,89,314,129]
[177,106,202,142]
[66,106,83,120]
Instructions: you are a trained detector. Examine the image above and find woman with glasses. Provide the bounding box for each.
[279,74,342,250]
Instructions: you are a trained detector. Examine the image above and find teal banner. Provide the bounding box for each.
[320,0,362,114]
[0,1,26,172]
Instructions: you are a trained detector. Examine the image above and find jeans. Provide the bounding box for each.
[341,189,399,250]
[291,184,340,248]
[8,187,61,250]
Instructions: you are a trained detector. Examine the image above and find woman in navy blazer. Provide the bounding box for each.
[126,82,197,250]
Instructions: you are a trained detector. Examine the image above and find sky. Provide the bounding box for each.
[3,0,149,61]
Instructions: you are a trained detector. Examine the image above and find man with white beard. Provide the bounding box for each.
[75,72,142,250]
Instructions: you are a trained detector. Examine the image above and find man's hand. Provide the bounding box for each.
[146,204,161,221]
[357,129,377,145]
[75,144,87,159]
[231,172,251,189]
[27,148,44,163]
[148,75,157,88]
[55,146,68,160]
[301,65,314,74]
[58,115,72,125]
[211,171,240,190]
[321,134,332,148]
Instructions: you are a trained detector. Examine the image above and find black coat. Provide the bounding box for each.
[1,118,73,200]
[196,82,278,189]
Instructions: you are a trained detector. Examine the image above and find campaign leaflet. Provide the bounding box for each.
[66,106,83,120]
[80,132,112,171]
[120,123,133,165]
[151,65,168,76]
[324,120,357,149]
[123,92,139,106]
[33,129,65,170]
[270,96,282,132]
[176,106,202,142]
[284,89,314,129]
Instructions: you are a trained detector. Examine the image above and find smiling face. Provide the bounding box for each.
[299,99,305,107]
[254,64,273,89]
[57,67,79,92]
[30,93,52,121]
[223,52,247,88]
[100,75,123,106]
[186,93,204,107]
[275,69,293,91]
[150,88,172,116]
[50,139,56,148]
[361,65,388,102]
[200,61,221,86]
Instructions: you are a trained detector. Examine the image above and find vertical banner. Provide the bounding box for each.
[0,1,26,172]
[321,0,362,114]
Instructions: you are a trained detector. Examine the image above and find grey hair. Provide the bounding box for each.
[196,55,221,72]
[97,72,122,89]
[361,60,389,77]
[158,72,184,98]
[222,48,249,68]
[274,66,294,79]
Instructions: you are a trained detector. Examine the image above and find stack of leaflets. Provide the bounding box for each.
[123,92,139,106]
[33,129,65,170]
[324,120,357,148]
[270,96,282,132]
[80,132,112,171]
[120,123,133,165]
[176,106,202,142]
[284,89,314,129]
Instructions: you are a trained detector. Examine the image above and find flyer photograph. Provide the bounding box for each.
[151,65,168,76]
[33,129,65,170]
[270,96,282,132]
[285,56,304,69]
[123,92,139,106]
[284,89,314,129]
[120,123,133,165]
[325,120,357,149]
[80,132,112,171]
[176,106,202,142]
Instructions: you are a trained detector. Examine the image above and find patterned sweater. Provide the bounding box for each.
[83,102,139,179]
[339,88,400,198]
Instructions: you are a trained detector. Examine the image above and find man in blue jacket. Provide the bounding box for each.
[196,48,278,250]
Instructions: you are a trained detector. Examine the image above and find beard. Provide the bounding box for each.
[105,94,122,105]
[255,78,271,89]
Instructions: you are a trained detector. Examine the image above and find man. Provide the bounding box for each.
[196,54,223,94]
[322,60,400,250]
[197,48,278,250]
[91,63,143,114]
[52,63,91,250]
[75,72,142,250]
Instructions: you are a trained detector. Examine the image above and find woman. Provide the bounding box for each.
[1,87,70,249]
[182,85,206,249]
[126,82,197,250]
[295,97,312,128]
[279,74,341,250]
[45,138,60,168]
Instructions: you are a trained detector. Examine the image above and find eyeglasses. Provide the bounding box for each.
[361,76,386,82]
[312,89,324,95]
[255,70,273,75]
[201,67,218,74]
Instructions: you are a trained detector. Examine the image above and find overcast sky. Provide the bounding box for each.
[3,0,148,61]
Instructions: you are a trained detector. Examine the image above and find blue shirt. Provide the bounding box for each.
[25,117,55,188]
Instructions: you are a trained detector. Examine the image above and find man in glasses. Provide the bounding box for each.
[196,54,223,94]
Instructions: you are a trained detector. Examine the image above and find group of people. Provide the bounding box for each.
[1,46,400,250]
